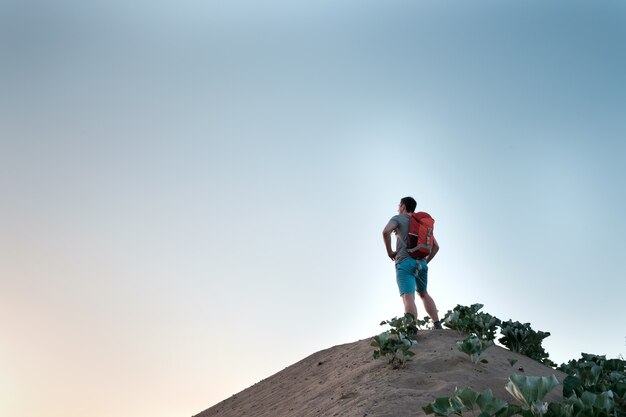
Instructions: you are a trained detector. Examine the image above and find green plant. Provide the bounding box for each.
[505,374,560,416]
[444,303,501,341]
[424,372,622,417]
[380,313,420,339]
[444,303,484,332]
[417,315,433,330]
[425,303,624,417]
[423,387,507,417]
[547,390,616,417]
[499,320,556,367]
[424,374,560,417]
[371,313,417,369]
[457,335,494,364]
[558,353,626,416]
[444,304,500,363]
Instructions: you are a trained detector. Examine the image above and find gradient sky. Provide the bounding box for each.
[1,1,625,417]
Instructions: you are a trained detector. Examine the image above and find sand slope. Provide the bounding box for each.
[195,330,566,417]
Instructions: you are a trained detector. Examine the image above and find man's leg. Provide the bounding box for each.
[417,291,439,322]
[396,258,418,318]
[401,292,418,318]
[415,259,442,329]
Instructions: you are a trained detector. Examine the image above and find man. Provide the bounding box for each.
[382,196,443,330]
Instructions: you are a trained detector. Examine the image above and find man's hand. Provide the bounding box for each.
[426,237,439,264]
[382,220,398,262]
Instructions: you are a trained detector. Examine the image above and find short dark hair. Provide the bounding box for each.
[400,196,417,212]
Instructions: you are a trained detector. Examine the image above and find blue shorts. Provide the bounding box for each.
[395,257,428,295]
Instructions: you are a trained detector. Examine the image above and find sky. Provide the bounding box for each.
[1,1,625,416]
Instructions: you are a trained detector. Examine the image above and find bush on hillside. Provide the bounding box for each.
[444,303,501,341]
[424,372,624,417]
[558,353,626,416]
[499,320,556,367]
[371,313,418,369]
[443,304,556,367]
[424,303,625,416]
[444,303,501,363]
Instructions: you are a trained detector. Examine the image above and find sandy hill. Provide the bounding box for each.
[194,330,566,417]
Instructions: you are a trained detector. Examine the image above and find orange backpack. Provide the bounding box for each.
[407,212,435,259]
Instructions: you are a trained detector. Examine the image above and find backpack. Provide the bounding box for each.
[406,212,435,259]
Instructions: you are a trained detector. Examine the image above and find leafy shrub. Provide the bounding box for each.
[505,374,560,416]
[423,387,507,417]
[558,353,626,416]
[444,303,501,342]
[444,304,500,363]
[424,372,623,417]
[380,313,419,339]
[444,303,484,332]
[457,335,494,364]
[547,390,616,417]
[499,320,556,367]
[444,305,556,366]
[371,313,417,369]
[424,303,624,416]
[424,374,558,416]
[417,315,433,330]
[425,374,563,417]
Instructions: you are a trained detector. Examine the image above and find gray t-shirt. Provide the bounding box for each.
[389,214,410,263]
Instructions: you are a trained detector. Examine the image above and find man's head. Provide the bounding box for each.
[399,196,417,213]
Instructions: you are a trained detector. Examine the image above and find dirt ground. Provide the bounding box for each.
[194,330,566,417]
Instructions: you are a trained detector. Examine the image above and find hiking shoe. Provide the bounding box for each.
[433,321,443,330]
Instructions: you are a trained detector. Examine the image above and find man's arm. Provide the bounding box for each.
[426,236,439,264]
[382,221,397,261]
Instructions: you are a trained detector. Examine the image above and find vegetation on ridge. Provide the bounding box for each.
[371,313,418,369]
[417,303,626,417]
[442,303,556,367]
[444,303,501,364]
[424,369,626,417]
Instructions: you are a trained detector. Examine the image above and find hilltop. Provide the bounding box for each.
[194,330,566,417]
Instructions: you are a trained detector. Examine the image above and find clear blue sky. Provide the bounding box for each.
[1,1,625,417]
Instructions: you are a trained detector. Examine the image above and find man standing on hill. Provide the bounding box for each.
[382,196,443,330]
